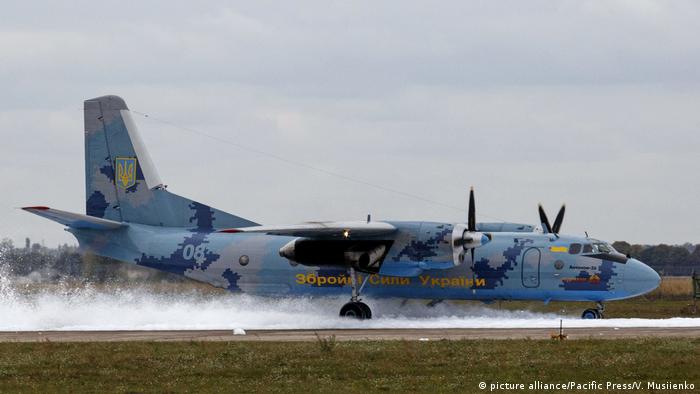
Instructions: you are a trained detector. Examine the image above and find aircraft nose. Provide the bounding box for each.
[625,258,661,297]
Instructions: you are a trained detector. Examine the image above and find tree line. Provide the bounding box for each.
[612,241,700,276]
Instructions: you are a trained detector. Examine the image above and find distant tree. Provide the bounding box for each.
[0,238,14,265]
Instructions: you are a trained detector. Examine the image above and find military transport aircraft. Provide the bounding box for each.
[23,95,660,320]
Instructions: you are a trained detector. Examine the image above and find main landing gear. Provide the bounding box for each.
[581,302,605,319]
[339,267,372,319]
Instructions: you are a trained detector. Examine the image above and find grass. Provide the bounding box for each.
[0,339,698,393]
[651,276,695,299]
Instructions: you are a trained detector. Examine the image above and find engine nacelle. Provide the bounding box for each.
[451,224,491,265]
[279,238,387,273]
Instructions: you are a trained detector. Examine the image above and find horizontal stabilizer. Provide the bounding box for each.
[22,206,126,230]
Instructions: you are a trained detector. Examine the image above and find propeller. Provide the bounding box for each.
[452,187,491,268]
[539,204,566,235]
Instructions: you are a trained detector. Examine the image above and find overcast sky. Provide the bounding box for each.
[1,1,699,246]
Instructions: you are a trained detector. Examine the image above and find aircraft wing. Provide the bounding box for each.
[218,221,396,238]
[22,206,126,230]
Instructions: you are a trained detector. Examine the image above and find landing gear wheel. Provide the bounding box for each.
[581,308,602,319]
[357,302,372,319]
[340,267,372,320]
[340,302,371,320]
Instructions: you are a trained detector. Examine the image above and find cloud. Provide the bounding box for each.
[1,0,699,245]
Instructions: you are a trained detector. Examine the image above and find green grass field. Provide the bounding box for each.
[0,339,698,393]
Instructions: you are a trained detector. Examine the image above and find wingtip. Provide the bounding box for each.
[21,206,50,211]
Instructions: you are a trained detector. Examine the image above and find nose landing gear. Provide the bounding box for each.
[339,267,372,319]
[581,302,605,319]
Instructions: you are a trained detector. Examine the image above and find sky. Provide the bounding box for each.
[1,1,699,246]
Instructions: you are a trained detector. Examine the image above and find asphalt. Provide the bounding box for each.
[0,327,699,342]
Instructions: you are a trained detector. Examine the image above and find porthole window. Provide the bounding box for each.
[569,243,581,254]
[239,255,249,266]
[554,260,564,270]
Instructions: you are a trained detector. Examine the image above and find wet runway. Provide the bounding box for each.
[2,327,700,342]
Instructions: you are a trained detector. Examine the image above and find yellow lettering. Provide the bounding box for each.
[369,274,380,285]
[400,278,410,285]
[431,278,440,287]
[476,278,486,287]
[295,274,306,284]
[440,278,450,288]
[420,275,430,286]
[307,274,316,285]
[317,276,327,286]
[327,276,337,285]
[451,278,460,287]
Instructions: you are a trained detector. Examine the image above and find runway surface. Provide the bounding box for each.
[2,327,700,342]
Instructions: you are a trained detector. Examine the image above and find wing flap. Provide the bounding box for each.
[22,206,126,230]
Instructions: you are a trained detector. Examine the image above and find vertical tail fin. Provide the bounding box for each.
[84,95,257,229]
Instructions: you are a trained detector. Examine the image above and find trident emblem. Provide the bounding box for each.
[115,157,137,189]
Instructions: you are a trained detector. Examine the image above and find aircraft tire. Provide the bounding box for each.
[357,302,372,319]
[581,308,600,319]
[340,302,370,320]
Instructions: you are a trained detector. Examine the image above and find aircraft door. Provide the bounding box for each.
[521,247,541,288]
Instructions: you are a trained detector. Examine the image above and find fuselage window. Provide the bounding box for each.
[569,243,581,254]
[582,244,592,253]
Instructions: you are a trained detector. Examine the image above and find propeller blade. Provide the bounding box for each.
[470,247,477,292]
[538,204,552,234]
[468,187,476,232]
[552,204,566,234]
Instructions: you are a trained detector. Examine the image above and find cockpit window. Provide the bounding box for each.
[592,243,614,254]
[569,243,581,254]
[582,242,615,254]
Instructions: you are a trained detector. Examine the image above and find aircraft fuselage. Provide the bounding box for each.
[69,220,659,303]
